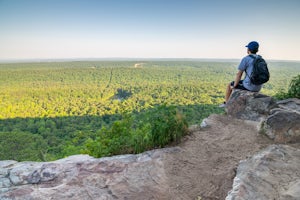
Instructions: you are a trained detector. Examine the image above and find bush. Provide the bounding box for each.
[275,74,300,99]
[144,105,188,148]
[83,105,189,158]
[0,131,47,161]
[287,74,300,98]
[83,116,133,158]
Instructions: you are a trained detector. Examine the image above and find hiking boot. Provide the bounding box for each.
[219,102,226,108]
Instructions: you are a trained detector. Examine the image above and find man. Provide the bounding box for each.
[220,41,263,107]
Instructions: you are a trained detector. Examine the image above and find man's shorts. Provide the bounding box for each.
[230,80,249,90]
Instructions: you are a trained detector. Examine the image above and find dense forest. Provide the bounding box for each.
[0,60,299,161]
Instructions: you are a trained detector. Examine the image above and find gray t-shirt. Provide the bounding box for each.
[238,54,262,92]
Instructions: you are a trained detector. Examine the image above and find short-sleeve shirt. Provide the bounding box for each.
[238,54,262,92]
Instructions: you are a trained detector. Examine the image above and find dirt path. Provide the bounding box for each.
[164,114,273,200]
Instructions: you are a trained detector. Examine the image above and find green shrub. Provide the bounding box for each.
[0,131,47,161]
[275,74,300,99]
[83,105,189,158]
[145,105,188,148]
[83,116,133,158]
[287,74,300,98]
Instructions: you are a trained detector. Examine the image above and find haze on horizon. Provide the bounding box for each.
[0,0,300,61]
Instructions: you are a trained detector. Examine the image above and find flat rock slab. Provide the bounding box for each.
[261,98,300,143]
[226,145,300,200]
[0,149,178,200]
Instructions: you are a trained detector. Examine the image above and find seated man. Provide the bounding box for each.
[220,41,263,107]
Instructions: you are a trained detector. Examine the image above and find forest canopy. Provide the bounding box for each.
[0,60,299,161]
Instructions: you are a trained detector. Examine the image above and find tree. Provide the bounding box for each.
[0,131,48,161]
[275,74,300,99]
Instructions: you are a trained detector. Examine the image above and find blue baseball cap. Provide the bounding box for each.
[246,41,259,50]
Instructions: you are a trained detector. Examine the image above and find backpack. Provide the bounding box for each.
[247,55,270,85]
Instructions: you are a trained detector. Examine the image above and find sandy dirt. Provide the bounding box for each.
[164,114,273,200]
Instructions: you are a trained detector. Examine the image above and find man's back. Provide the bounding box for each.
[238,55,262,92]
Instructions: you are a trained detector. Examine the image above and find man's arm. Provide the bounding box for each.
[232,70,243,88]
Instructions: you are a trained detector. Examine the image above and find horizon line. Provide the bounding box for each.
[0,57,300,63]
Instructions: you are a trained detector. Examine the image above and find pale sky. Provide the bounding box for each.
[0,0,300,61]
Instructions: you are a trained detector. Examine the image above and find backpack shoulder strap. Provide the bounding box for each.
[249,54,260,59]
[249,54,255,59]
[249,54,263,59]
[245,55,256,78]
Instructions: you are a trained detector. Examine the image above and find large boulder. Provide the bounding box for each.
[226,145,300,200]
[261,98,300,143]
[225,89,276,121]
[0,148,178,200]
[226,90,300,143]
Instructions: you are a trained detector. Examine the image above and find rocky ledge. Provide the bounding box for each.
[0,90,299,200]
[226,89,300,144]
[226,145,300,200]
[225,90,300,199]
[0,148,178,200]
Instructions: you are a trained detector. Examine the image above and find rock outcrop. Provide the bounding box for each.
[226,145,300,200]
[225,89,276,121]
[261,98,300,143]
[226,90,300,143]
[0,148,178,200]
[225,90,300,199]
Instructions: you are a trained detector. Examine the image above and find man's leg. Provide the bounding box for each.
[220,82,233,107]
[225,80,248,103]
[225,82,233,103]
